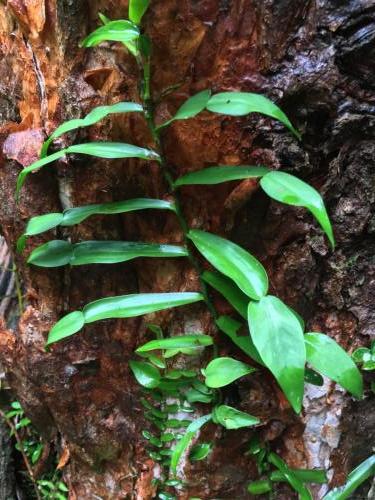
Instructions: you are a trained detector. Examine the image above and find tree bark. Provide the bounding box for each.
[0,0,374,498]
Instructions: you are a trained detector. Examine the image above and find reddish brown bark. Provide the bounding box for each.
[0,0,374,498]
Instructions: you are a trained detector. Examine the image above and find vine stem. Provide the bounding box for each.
[138,54,218,321]
[0,409,42,500]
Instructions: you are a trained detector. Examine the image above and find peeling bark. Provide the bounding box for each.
[0,0,374,498]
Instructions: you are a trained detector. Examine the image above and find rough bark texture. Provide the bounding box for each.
[0,0,374,498]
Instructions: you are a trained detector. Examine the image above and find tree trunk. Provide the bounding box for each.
[0,0,374,498]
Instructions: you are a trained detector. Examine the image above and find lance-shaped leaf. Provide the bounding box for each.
[174,165,269,187]
[129,0,150,25]
[17,199,175,252]
[202,270,248,319]
[47,311,85,346]
[157,90,211,130]
[81,20,140,47]
[170,414,212,473]
[260,171,335,247]
[304,333,363,398]
[206,92,300,139]
[248,296,306,413]
[47,292,204,344]
[212,405,259,429]
[204,357,255,388]
[323,455,375,500]
[28,240,188,267]
[16,142,160,196]
[136,335,213,353]
[41,102,143,157]
[188,229,268,300]
[129,360,161,389]
[268,452,312,500]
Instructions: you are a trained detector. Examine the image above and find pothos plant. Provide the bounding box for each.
[15,1,364,499]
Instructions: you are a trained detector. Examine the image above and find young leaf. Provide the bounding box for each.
[189,443,212,461]
[83,292,203,324]
[304,333,363,399]
[17,213,64,252]
[206,92,300,139]
[98,12,111,25]
[129,360,161,389]
[260,171,335,247]
[27,240,73,267]
[204,357,255,388]
[174,165,268,187]
[81,20,140,47]
[170,414,212,473]
[47,293,203,344]
[247,480,273,495]
[136,335,213,353]
[129,0,150,25]
[216,316,264,366]
[41,102,143,157]
[248,296,306,413]
[158,90,211,130]
[47,311,85,345]
[212,405,259,429]
[268,452,312,500]
[270,468,327,484]
[202,270,248,319]
[188,229,268,300]
[16,143,160,196]
[323,454,375,500]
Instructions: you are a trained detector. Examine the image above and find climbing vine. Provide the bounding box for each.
[15,1,364,498]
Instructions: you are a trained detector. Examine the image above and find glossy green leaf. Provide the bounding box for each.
[98,12,111,25]
[268,452,312,500]
[216,316,264,365]
[136,335,213,353]
[304,333,363,398]
[270,468,327,484]
[206,92,300,139]
[83,292,203,323]
[188,229,268,300]
[47,293,203,344]
[129,0,150,24]
[41,102,143,157]
[16,143,160,196]
[189,443,212,462]
[129,360,161,389]
[248,296,306,413]
[202,270,248,319]
[28,240,187,267]
[204,357,255,388]
[323,455,375,500]
[47,311,85,345]
[304,368,324,386]
[260,171,335,247]
[170,414,212,473]
[247,480,273,495]
[17,213,63,252]
[212,405,259,429]
[81,20,140,48]
[158,90,211,130]
[174,165,268,187]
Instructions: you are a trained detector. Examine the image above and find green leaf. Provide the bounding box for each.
[29,240,188,267]
[16,143,160,196]
[98,12,111,25]
[304,333,363,399]
[47,311,85,345]
[27,240,73,267]
[206,92,300,139]
[351,347,369,364]
[248,296,306,413]
[129,0,150,25]
[247,480,273,495]
[268,452,312,500]
[202,270,248,319]
[81,20,140,47]
[158,90,211,130]
[129,360,161,388]
[323,455,375,500]
[17,213,63,252]
[304,368,324,386]
[204,357,255,388]
[188,229,268,300]
[136,335,213,353]
[189,443,212,461]
[174,165,269,187]
[47,293,203,344]
[215,316,264,365]
[41,102,143,157]
[270,468,327,484]
[212,405,259,429]
[170,414,212,473]
[260,171,335,247]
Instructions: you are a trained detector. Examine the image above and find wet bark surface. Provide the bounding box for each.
[0,0,374,498]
